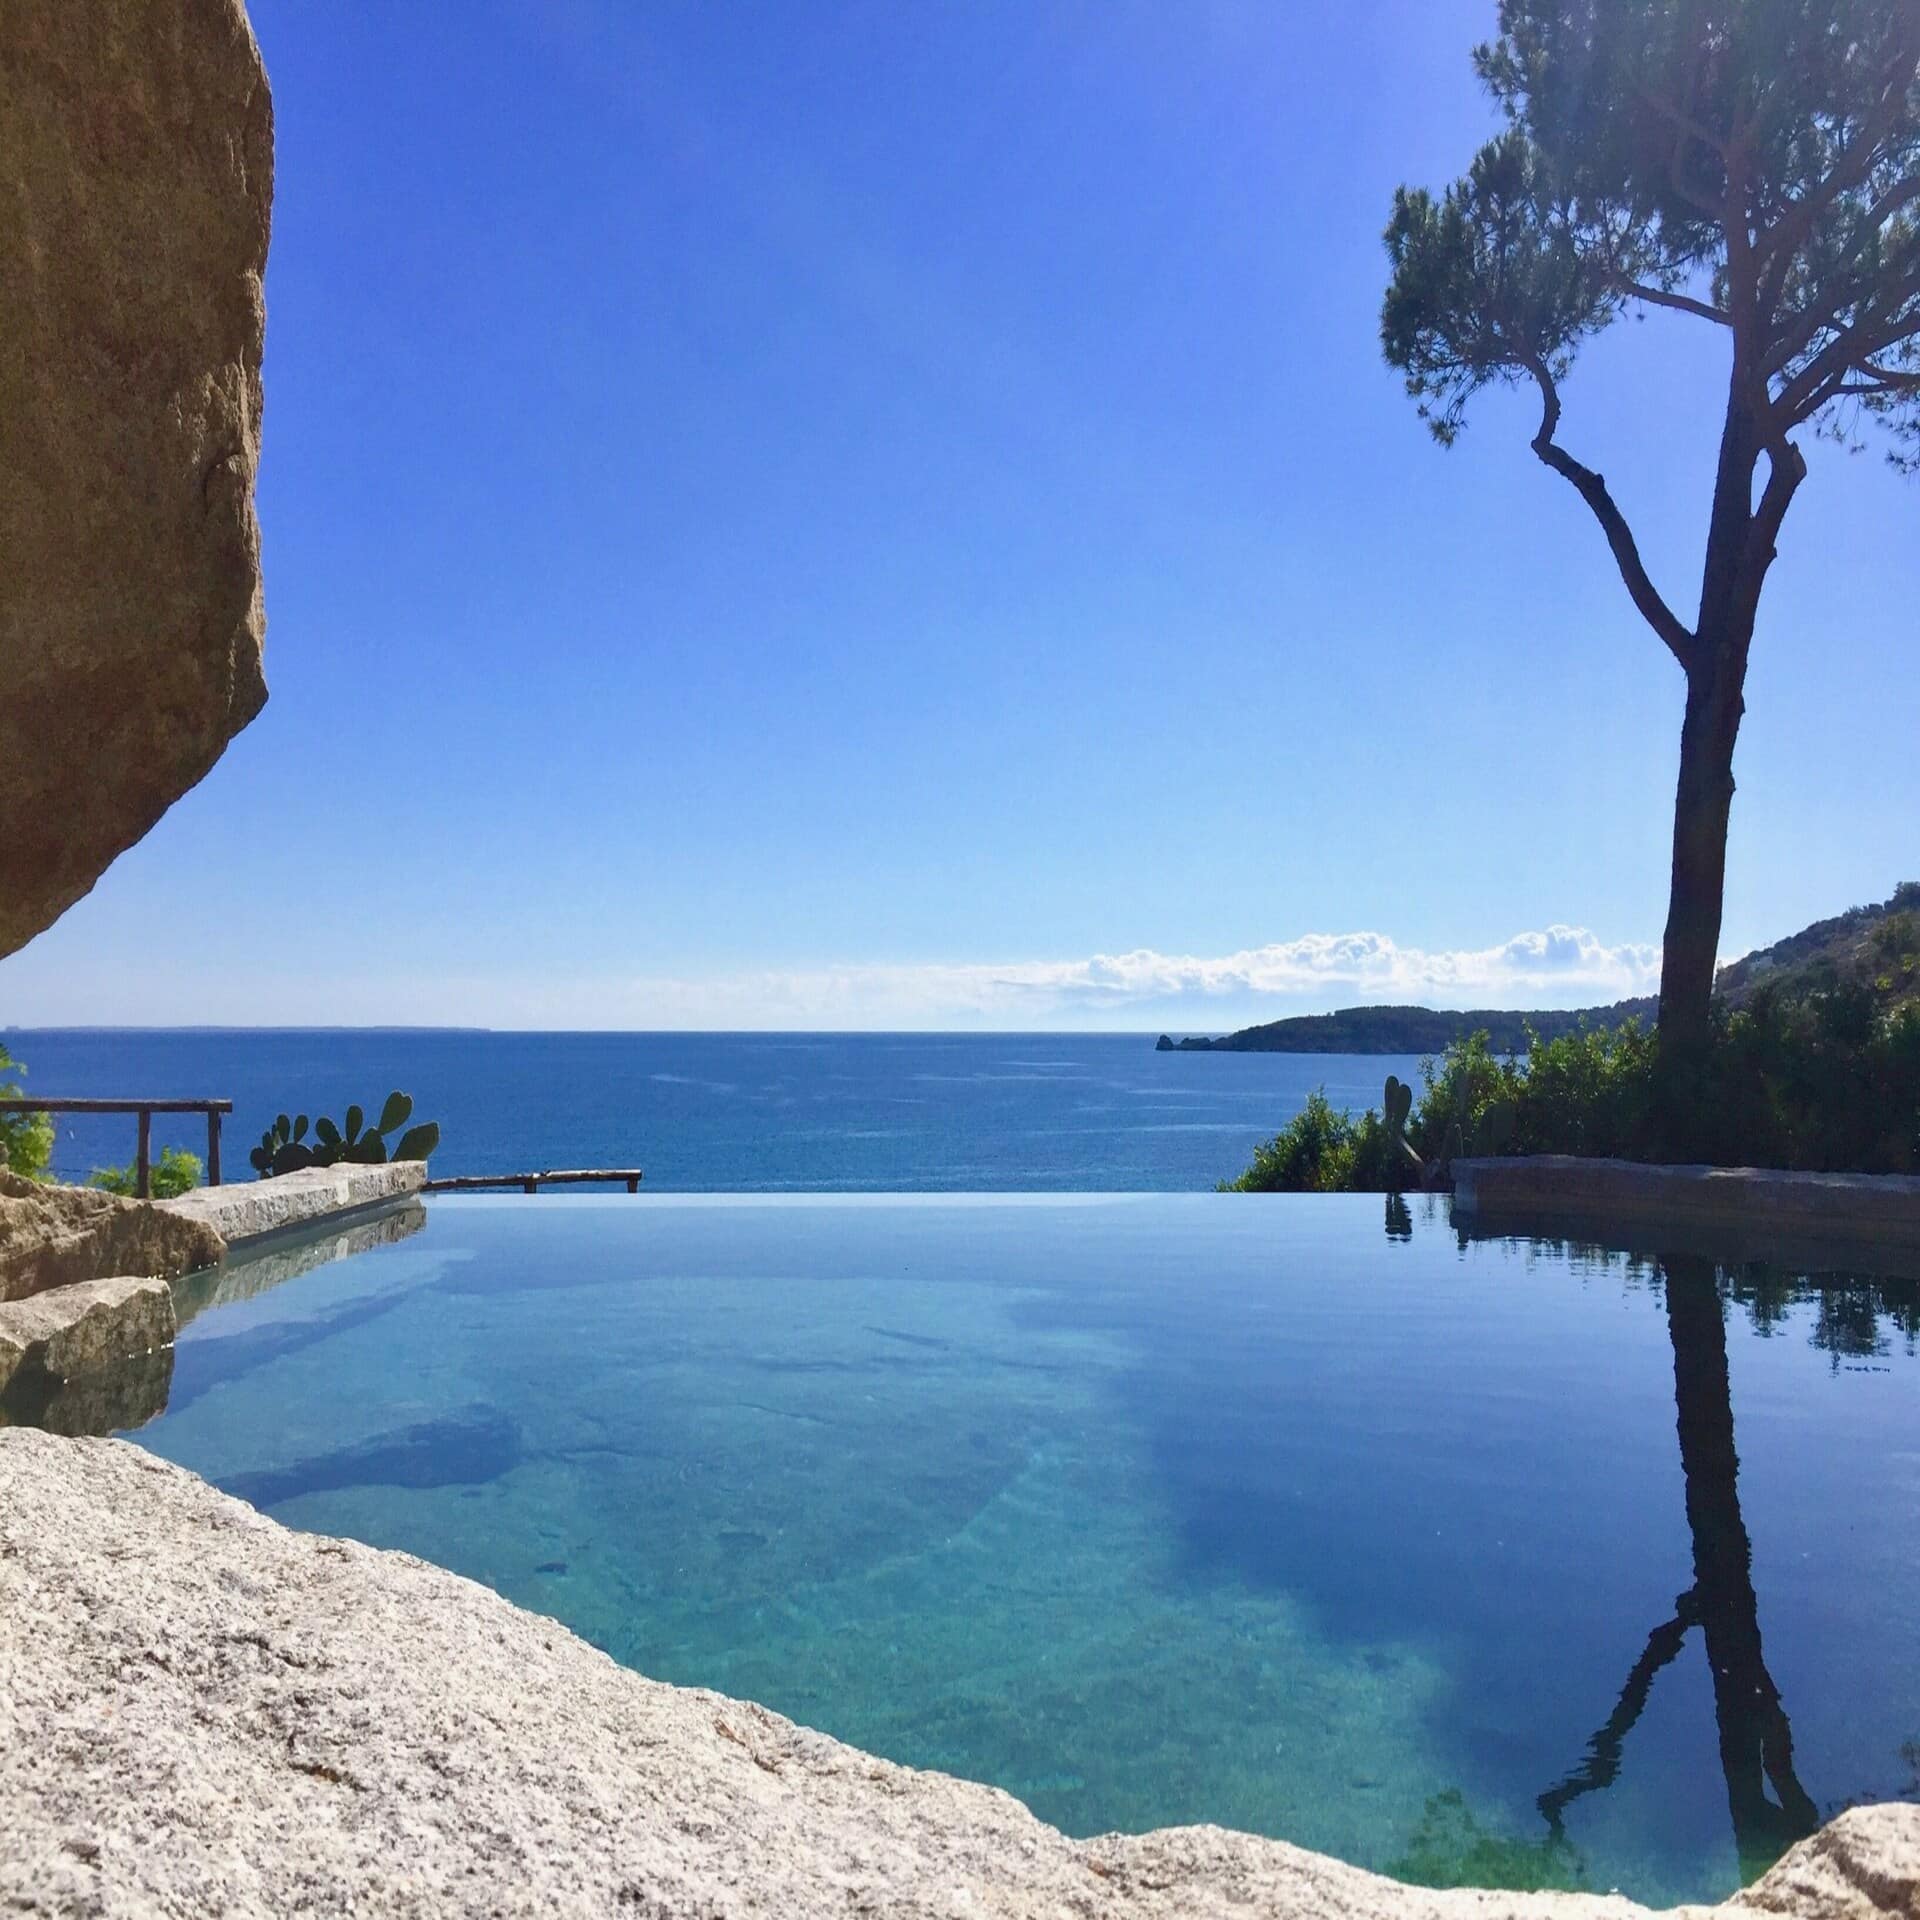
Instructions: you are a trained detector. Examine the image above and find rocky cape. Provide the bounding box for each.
[3,1429,1915,1920]
[1157,1001,1655,1056]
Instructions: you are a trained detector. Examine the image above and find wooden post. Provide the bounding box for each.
[625,1175,639,1193]
[522,1176,538,1194]
[136,1109,152,1199]
[207,1109,222,1187]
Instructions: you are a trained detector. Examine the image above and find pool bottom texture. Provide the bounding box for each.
[121,1194,1920,1906]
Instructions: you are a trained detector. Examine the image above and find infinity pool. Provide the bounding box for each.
[110,1195,1920,1903]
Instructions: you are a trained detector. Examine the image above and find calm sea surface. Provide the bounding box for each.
[3,1030,1421,1191]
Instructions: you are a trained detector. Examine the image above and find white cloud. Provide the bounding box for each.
[514,924,1662,1029]
[0,924,1660,1029]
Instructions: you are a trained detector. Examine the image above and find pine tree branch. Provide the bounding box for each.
[1728,441,1808,641]
[1617,277,1730,326]
[1524,356,1699,676]
[1774,293,1920,421]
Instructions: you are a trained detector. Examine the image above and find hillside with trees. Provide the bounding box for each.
[1158,1002,1654,1054]
[1717,881,1920,1015]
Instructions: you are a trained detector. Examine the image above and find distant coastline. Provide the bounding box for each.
[1156,998,1656,1056]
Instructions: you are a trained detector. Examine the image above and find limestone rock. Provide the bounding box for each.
[159,1159,427,1247]
[0,1172,225,1304]
[0,0,273,956]
[0,1275,174,1415]
[2,1429,1914,1920]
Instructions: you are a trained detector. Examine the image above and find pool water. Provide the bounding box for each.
[119,1194,1920,1905]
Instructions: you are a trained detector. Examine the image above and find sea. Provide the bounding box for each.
[2,1030,1423,1192]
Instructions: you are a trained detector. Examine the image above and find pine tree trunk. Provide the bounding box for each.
[1656,395,1769,1060]
[1657,660,1745,1054]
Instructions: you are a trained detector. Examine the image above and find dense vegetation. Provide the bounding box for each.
[1225,990,1920,1191]
[1718,881,1920,1017]
[88,1148,203,1199]
[0,1043,52,1180]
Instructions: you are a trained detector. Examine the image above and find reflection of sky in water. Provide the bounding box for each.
[119,1194,1920,1906]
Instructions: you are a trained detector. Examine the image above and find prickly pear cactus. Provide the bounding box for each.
[252,1091,441,1179]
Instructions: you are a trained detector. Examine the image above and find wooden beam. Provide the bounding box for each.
[0,1097,232,1115]
[422,1170,645,1194]
[135,1109,152,1200]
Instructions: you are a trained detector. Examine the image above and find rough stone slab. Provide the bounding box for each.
[0,1171,226,1304]
[1454,1157,1920,1252]
[0,0,274,956]
[2,1430,1914,1920]
[0,1276,174,1405]
[159,1160,427,1247]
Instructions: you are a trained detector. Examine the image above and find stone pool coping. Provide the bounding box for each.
[1454,1156,1920,1256]
[3,1427,1913,1920]
[158,1158,426,1249]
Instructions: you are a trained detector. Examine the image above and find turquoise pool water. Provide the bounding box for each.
[122,1194,1920,1904]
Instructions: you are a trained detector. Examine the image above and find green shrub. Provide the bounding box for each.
[88,1146,202,1200]
[0,1044,53,1181]
[1225,1000,1920,1191]
[1873,911,1918,963]
[1508,1020,1658,1160]
[1220,1091,1355,1192]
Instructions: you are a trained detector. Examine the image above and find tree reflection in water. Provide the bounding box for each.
[1537,1257,1819,1883]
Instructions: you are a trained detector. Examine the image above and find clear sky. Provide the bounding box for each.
[3,0,1915,1031]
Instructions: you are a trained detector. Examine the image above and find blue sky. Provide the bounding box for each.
[4,0,1916,1030]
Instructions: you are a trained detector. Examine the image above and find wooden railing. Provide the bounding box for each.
[423,1169,644,1194]
[0,1097,232,1195]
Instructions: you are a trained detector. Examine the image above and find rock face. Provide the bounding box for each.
[0,1171,225,1304]
[0,1,273,957]
[3,1429,1915,1920]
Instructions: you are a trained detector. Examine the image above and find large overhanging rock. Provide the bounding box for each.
[0,1,273,958]
[2,1429,1914,1919]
